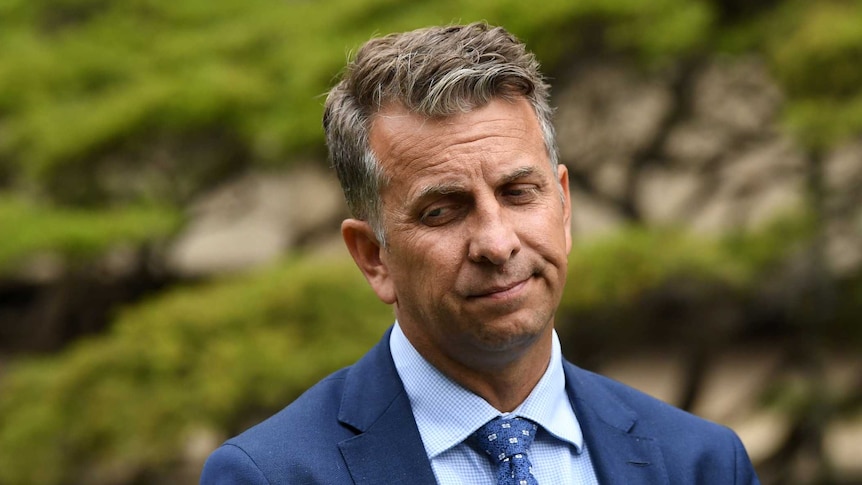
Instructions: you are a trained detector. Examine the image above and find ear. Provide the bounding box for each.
[341,219,396,304]
[557,164,573,254]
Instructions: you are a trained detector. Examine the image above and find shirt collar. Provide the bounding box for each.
[389,322,584,459]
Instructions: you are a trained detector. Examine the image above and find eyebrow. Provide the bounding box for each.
[412,166,540,205]
[415,182,467,203]
[499,166,537,185]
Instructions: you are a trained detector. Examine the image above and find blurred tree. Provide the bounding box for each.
[0,0,861,483]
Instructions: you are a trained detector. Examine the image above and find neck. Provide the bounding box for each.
[458,354,551,412]
[407,328,554,412]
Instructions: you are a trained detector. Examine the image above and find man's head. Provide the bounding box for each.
[326,23,571,389]
[323,22,559,244]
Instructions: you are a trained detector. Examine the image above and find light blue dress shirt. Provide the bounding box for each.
[390,322,599,485]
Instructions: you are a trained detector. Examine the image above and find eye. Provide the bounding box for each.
[420,204,462,226]
[425,207,445,218]
[502,184,539,203]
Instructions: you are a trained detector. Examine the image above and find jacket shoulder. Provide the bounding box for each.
[201,367,356,484]
[564,362,759,484]
[566,362,725,431]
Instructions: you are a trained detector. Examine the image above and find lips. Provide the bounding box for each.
[468,276,531,299]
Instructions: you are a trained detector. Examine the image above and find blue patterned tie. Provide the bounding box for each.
[471,416,539,485]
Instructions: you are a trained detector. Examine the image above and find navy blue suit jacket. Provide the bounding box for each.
[201,328,759,484]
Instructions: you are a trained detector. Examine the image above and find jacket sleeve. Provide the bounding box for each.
[200,443,271,485]
[732,431,761,485]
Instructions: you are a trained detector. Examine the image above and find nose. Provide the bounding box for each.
[467,202,521,265]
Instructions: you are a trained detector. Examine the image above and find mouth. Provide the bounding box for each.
[467,276,532,300]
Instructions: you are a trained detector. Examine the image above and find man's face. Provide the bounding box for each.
[358,97,571,371]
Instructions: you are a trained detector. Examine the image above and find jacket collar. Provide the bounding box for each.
[337,327,438,485]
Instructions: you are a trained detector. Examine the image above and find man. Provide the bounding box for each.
[201,23,760,484]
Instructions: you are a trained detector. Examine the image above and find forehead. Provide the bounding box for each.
[368,98,547,188]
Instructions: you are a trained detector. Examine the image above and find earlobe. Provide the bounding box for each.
[341,219,397,304]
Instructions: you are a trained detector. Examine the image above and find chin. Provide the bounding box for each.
[471,315,550,352]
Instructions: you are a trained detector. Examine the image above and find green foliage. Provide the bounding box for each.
[562,226,750,312]
[783,94,862,151]
[0,195,180,271]
[772,0,862,148]
[720,0,862,148]
[560,212,813,313]
[0,0,713,204]
[0,256,392,484]
[770,1,862,98]
[0,0,720,267]
[720,209,815,272]
[2,0,855,195]
[0,0,858,262]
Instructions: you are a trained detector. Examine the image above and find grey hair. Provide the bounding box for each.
[323,22,559,245]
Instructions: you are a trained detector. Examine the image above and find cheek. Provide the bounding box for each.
[416,246,466,296]
[419,244,460,276]
[388,236,461,284]
[521,214,570,260]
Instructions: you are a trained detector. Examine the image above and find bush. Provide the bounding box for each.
[0,195,179,272]
[0,256,391,484]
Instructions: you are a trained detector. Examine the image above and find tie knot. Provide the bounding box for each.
[471,416,538,463]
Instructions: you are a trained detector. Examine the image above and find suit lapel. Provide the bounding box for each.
[564,363,670,485]
[337,328,438,485]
